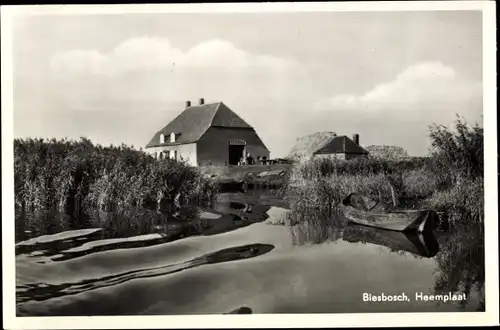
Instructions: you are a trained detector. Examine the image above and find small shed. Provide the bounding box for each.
[314,134,369,160]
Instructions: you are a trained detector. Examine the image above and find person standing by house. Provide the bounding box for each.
[246,152,254,165]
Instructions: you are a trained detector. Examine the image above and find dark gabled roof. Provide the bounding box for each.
[146,102,253,148]
[314,135,369,155]
[211,103,251,128]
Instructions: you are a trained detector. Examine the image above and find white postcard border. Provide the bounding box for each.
[2,1,498,329]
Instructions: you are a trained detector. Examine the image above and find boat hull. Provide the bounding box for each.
[340,205,438,233]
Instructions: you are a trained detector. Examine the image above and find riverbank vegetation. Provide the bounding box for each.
[14,138,217,214]
[285,116,484,227]
[200,163,292,190]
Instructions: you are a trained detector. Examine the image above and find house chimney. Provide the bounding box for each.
[185,100,191,108]
[353,133,360,145]
[199,98,205,105]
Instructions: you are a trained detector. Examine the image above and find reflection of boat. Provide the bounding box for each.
[342,222,439,258]
[340,193,439,233]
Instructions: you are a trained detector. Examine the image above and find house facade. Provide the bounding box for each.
[313,134,369,160]
[145,99,270,166]
[288,132,369,161]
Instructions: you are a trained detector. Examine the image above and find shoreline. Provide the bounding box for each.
[201,163,293,192]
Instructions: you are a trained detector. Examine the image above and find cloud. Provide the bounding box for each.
[316,62,479,113]
[49,37,297,76]
[48,37,306,105]
[307,62,483,155]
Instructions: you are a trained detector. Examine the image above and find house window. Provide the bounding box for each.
[170,132,176,143]
[174,150,178,160]
[159,151,164,160]
[165,150,170,159]
[160,134,165,144]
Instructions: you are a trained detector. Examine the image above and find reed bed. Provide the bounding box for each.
[14,138,217,214]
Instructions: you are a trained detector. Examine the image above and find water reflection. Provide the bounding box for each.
[17,243,274,304]
[286,197,444,256]
[433,222,485,311]
[288,209,439,259]
[15,210,93,243]
[16,228,103,247]
[15,189,485,313]
[290,210,345,246]
[286,203,484,310]
[16,199,271,263]
[343,223,439,258]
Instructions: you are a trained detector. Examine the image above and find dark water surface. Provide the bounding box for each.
[15,190,484,315]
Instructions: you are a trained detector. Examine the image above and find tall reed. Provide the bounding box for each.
[14,138,217,214]
[285,156,434,214]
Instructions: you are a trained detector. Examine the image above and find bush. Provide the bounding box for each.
[428,115,483,183]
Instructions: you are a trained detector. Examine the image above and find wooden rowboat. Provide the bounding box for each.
[340,193,438,233]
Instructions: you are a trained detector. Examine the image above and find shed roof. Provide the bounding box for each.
[146,102,253,148]
[287,131,337,159]
[314,135,369,155]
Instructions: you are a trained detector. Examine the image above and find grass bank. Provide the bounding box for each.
[200,163,293,190]
[14,138,217,214]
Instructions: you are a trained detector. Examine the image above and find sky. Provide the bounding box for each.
[11,9,483,157]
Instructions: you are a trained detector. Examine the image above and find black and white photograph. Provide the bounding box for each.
[2,2,498,328]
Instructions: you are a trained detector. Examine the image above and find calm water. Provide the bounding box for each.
[15,189,484,315]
